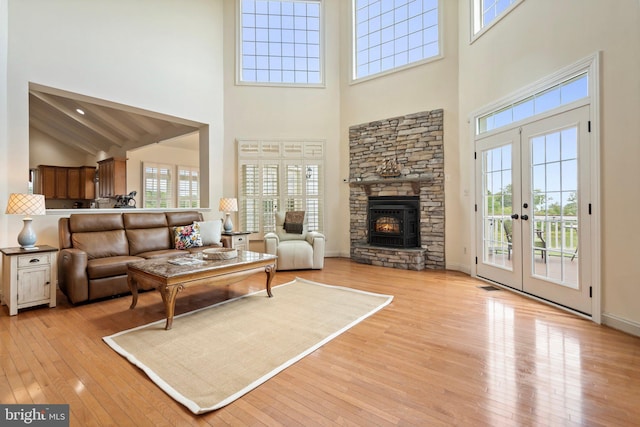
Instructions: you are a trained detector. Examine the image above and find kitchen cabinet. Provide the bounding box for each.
[38,165,96,200]
[67,166,96,200]
[98,157,127,198]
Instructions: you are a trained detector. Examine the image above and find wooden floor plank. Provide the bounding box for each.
[1,257,640,426]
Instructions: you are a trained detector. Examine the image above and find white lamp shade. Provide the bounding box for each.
[219,198,238,213]
[5,193,46,216]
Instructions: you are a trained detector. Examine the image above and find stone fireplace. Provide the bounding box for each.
[349,109,445,270]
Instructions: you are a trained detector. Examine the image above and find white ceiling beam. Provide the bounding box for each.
[30,107,114,153]
[30,91,125,146]
[122,125,200,151]
[30,117,99,156]
[75,100,141,141]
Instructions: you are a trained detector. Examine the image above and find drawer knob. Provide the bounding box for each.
[29,258,40,263]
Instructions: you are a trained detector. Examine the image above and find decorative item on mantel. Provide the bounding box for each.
[377,158,401,178]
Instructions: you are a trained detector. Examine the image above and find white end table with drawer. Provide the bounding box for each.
[221,231,251,251]
[1,245,58,315]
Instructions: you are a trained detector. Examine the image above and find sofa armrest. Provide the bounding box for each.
[264,232,279,255]
[58,248,89,304]
[306,231,324,245]
[307,232,325,269]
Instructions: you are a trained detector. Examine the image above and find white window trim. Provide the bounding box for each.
[349,0,444,85]
[235,0,326,88]
[468,52,601,323]
[470,0,524,44]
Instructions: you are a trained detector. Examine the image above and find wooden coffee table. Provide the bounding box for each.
[127,251,277,330]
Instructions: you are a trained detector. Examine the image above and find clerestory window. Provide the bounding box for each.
[477,73,589,135]
[471,0,524,39]
[353,0,440,82]
[238,0,323,86]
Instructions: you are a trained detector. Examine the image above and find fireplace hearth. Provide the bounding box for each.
[368,196,420,248]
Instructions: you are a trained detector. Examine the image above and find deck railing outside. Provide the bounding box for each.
[485,215,578,258]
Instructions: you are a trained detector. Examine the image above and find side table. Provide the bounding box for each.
[221,231,251,251]
[1,245,58,316]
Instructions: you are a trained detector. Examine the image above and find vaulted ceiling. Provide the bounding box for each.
[29,86,201,156]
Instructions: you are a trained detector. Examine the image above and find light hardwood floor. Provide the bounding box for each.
[2,257,640,426]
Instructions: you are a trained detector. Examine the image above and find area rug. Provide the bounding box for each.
[103,278,393,414]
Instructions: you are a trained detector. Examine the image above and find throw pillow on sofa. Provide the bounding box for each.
[195,220,222,246]
[174,223,203,249]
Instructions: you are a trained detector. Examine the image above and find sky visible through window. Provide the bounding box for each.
[478,73,588,134]
[354,0,439,80]
[481,0,516,28]
[240,0,321,85]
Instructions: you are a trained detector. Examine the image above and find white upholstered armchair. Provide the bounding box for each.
[264,211,325,270]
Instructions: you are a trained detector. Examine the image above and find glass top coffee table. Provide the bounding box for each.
[127,251,277,330]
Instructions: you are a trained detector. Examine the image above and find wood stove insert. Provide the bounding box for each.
[368,196,420,248]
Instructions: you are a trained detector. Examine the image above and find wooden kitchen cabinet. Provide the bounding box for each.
[38,165,96,200]
[39,165,57,198]
[55,167,68,199]
[98,157,126,198]
[68,166,96,200]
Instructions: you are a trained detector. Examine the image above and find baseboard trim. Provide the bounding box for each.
[602,313,640,338]
[445,263,471,275]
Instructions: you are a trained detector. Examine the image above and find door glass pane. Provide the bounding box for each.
[530,128,579,288]
[482,144,513,269]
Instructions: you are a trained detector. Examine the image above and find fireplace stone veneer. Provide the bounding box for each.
[349,110,445,270]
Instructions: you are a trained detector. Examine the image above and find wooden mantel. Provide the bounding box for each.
[349,175,434,195]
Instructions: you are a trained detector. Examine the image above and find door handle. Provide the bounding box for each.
[510,214,519,219]
[521,214,529,220]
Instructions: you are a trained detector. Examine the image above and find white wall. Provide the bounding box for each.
[1,0,225,248]
[222,1,343,256]
[29,127,94,168]
[458,0,640,329]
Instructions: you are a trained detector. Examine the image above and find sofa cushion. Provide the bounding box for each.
[87,255,145,279]
[173,223,203,249]
[70,213,124,233]
[276,240,314,270]
[127,228,172,256]
[72,230,129,259]
[195,220,222,245]
[123,212,168,229]
[166,211,203,227]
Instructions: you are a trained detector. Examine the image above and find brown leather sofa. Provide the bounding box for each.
[58,211,225,304]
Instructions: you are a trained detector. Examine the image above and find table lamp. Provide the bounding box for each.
[5,193,46,249]
[219,197,238,232]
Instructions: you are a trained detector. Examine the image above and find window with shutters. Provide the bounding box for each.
[238,140,324,237]
[143,163,199,208]
[177,166,200,208]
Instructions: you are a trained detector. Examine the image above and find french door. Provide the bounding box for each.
[475,106,592,315]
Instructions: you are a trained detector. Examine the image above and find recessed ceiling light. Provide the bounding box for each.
[76,108,85,115]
